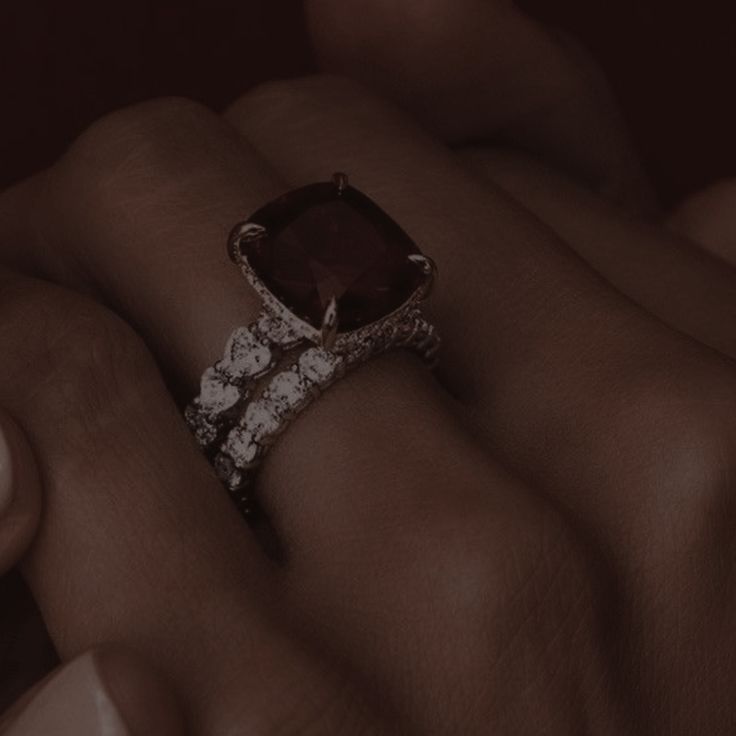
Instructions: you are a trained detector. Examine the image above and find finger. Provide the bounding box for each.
[305,0,654,210]
[0,411,42,575]
[226,76,736,556]
[0,272,375,734]
[668,179,736,264]
[0,649,183,735]
[0,101,616,728]
[458,148,736,360]
[0,99,280,388]
[0,99,501,569]
[226,77,736,731]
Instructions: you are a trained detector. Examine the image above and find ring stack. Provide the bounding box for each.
[186,173,441,514]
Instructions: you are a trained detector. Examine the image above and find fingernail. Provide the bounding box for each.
[7,653,131,735]
[0,426,13,517]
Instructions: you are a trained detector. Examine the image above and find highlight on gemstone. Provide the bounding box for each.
[238,181,425,332]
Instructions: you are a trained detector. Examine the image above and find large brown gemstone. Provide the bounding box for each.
[241,181,424,332]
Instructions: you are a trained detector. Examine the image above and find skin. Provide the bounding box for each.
[0,413,182,734]
[1,0,736,732]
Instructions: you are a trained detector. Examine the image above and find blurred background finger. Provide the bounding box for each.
[668,179,736,265]
[459,148,736,359]
[0,649,183,735]
[306,0,654,211]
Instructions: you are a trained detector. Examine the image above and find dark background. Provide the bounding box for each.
[1,1,734,205]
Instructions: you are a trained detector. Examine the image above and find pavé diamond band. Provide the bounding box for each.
[186,173,441,515]
[214,308,438,509]
[184,310,301,450]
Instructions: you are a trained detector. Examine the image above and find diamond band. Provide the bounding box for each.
[214,311,438,504]
[184,309,300,448]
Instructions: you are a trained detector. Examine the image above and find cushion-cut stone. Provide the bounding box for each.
[241,182,424,331]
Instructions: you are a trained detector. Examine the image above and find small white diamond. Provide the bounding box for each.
[198,368,240,415]
[266,370,308,409]
[226,470,244,492]
[221,336,273,380]
[223,427,259,468]
[185,405,218,446]
[194,418,218,446]
[243,399,280,440]
[214,453,235,481]
[225,327,258,357]
[257,313,299,346]
[298,348,341,383]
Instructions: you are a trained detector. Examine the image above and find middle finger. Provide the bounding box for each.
[0,96,503,562]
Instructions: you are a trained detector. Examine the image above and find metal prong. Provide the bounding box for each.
[333,172,349,194]
[228,222,267,263]
[408,254,438,300]
[320,296,339,350]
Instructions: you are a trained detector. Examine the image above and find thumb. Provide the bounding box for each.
[0,648,185,735]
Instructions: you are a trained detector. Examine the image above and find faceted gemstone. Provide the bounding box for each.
[184,406,218,447]
[266,370,308,410]
[223,428,259,469]
[219,327,273,381]
[241,182,424,331]
[256,312,300,347]
[214,453,243,491]
[243,399,280,440]
[198,367,240,415]
[298,347,341,383]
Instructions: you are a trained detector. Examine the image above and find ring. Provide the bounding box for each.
[186,173,441,514]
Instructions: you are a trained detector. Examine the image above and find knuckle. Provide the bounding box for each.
[228,74,369,122]
[595,353,736,549]
[67,96,213,163]
[613,357,736,472]
[57,96,222,191]
[439,501,599,632]
[44,96,237,261]
[416,499,608,721]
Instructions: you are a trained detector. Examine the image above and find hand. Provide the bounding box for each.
[1,1,735,733]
